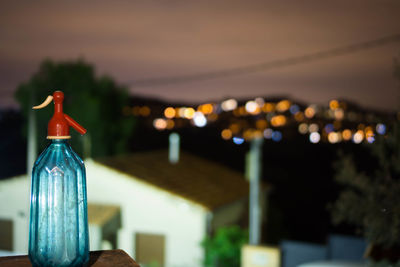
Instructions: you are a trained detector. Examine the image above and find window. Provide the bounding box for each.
[0,219,13,251]
[135,233,165,267]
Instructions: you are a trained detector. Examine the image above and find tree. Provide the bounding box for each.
[201,226,248,267]
[331,57,400,261]
[15,59,135,158]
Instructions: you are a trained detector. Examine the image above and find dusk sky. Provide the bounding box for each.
[1,1,399,111]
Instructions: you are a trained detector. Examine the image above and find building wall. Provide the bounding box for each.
[0,176,107,254]
[211,199,247,231]
[0,175,30,254]
[86,160,208,267]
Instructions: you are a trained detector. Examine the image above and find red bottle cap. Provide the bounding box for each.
[33,91,87,139]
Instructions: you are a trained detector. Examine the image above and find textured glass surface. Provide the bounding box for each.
[29,140,89,267]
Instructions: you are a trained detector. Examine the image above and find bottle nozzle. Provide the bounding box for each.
[32,91,87,139]
[32,95,53,109]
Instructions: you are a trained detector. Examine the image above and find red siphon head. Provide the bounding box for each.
[33,91,87,139]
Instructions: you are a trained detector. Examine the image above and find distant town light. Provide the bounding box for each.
[233,137,245,145]
[229,123,240,134]
[324,124,334,133]
[153,118,167,130]
[132,106,141,116]
[334,108,344,120]
[198,103,214,114]
[262,103,275,113]
[270,115,286,127]
[308,123,319,133]
[256,119,268,130]
[294,111,304,122]
[177,107,186,118]
[328,132,341,144]
[365,127,374,138]
[298,123,308,134]
[193,112,207,127]
[243,129,254,141]
[353,130,364,144]
[276,100,291,112]
[329,100,339,110]
[342,129,352,141]
[271,131,282,142]
[166,119,175,129]
[221,129,232,140]
[305,106,316,118]
[376,123,386,135]
[139,106,151,116]
[164,107,176,119]
[221,99,237,111]
[255,97,265,107]
[245,101,259,114]
[309,132,320,143]
[333,120,342,130]
[367,136,375,143]
[184,107,195,119]
[289,104,300,115]
[263,128,273,139]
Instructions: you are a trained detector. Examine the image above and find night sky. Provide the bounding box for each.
[1,0,399,111]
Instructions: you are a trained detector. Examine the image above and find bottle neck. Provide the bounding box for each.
[51,139,68,144]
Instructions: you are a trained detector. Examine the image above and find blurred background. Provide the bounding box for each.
[0,1,400,267]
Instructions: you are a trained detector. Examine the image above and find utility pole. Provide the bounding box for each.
[27,89,37,177]
[248,136,263,245]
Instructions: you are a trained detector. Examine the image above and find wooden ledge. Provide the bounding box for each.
[0,249,140,267]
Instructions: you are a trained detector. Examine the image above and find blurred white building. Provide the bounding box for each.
[0,149,251,267]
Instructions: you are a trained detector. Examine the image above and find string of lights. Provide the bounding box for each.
[127,33,400,87]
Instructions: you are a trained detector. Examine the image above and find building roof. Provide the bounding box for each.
[95,150,249,210]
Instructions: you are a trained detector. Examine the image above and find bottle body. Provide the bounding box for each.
[29,140,89,267]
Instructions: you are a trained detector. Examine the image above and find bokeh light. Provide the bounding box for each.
[245,101,259,114]
[256,119,268,130]
[262,103,275,113]
[353,130,364,144]
[221,129,232,140]
[221,99,237,111]
[329,100,339,110]
[271,131,282,142]
[276,100,291,112]
[324,124,334,133]
[198,103,214,114]
[328,132,341,144]
[193,112,207,127]
[229,123,240,134]
[153,118,167,130]
[166,119,175,130]
[334,108,344,120]
[309,132,320,143]
[342,129,352,141]
[308,123,319,133]
[263,128,273,139]
[305,106,316,118]
[289,104,300,115]
[164,107,176,119]
[184,107,195,119]
[139,106,151,116]
[298,123,308,134]
[294,111,304,122]
[270,115,286,127]
[233,137,244,145]
[376,123,386,135]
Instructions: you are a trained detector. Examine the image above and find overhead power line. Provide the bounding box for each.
[127,33,400,87]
